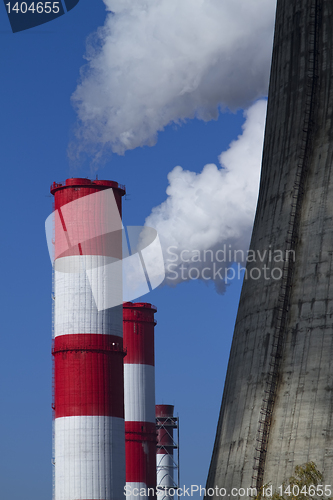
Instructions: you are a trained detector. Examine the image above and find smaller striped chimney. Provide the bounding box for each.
[156,405,179,500]
[123,302,157,499]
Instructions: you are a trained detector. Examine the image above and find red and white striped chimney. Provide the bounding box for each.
[51,178,126,500]
[123,302,157,499]
[156,405,178,500]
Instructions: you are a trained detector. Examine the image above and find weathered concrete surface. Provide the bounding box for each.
[206,0,333,496]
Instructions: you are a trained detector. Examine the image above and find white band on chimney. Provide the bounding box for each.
[124,364,156,423]
[55,416,125,500]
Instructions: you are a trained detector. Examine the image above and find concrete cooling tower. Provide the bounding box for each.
[207,0,333,495]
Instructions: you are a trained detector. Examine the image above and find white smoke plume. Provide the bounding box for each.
[144,99,267,293]
[71,0,276,157]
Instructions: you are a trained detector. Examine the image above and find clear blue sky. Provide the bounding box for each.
[0,2,254,498]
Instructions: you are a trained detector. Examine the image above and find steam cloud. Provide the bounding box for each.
[71,0,275,157]
[144,100,267,293]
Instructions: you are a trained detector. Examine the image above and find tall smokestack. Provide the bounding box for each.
[206,0,333,495]
[51,177,126,500]
[156,405,179,500]
[123,302,157,499]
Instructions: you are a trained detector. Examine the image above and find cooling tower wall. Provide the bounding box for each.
[207,0,333,495]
